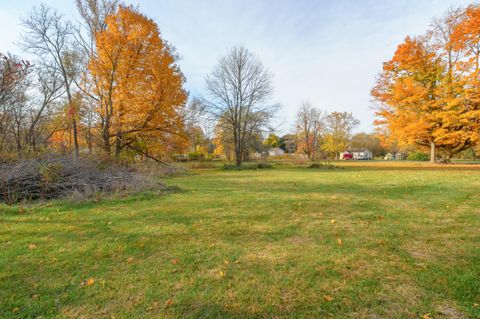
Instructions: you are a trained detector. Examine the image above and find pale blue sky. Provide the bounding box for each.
[0,0,472,133]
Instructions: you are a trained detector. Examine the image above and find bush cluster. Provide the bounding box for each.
[407,152,429,161]
[308,162,340,170]
[0,156,163,204]
[223,162,273,170]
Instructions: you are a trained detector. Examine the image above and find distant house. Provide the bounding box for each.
[268,147,285,157]
[341,148,373,160]
[385,152,406,161]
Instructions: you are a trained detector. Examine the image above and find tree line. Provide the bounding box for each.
[0,0,367,167]
[1,1,186,163]
[4,1,479,166]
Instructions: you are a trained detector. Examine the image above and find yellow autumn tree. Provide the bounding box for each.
[372,36,443,161]
[372,7,480,162]
[89,5,187,161]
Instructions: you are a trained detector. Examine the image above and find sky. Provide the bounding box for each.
[0,0,473,134]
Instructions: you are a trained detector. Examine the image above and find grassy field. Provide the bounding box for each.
[1,162,479,318]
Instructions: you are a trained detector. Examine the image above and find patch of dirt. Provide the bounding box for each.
[435,304,466,319]
[288,236,312,245]
[376,281,425,318]
[403,240,436,262]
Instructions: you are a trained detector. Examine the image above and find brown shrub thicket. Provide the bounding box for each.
[0,156,164,204]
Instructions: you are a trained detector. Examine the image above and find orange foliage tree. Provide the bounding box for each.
[372,5,480,162]
[89,5,187,161]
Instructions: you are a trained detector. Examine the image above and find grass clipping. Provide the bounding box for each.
[0,156,164,204]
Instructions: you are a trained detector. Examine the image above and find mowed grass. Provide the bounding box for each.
[1,163,480,318]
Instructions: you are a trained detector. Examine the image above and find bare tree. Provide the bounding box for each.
[20,4,81,158]
[0,54,31,107]
[1,62,63,159]
[0,53,32,157]
[205,46,279,166]
[25,67,64,154]
[76,0,120,38]
[295,101,324,160]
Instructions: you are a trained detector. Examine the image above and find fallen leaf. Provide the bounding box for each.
[422,314,431,319]
[223,260,230,265]
[323,295,333,302]
[165,298,174,307]
[219,270,225,278]
[474,303,479,308]
[331,219,336,224]
[28,244,37,250]
[127,257,134,264]
[81,278,95,287]
[337,238,343,246]
[171,258,178,265]
[12,307,19,313]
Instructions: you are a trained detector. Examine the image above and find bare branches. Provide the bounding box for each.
[204,46,279,166]
[75,0,120,37]
[20,4,81,158]
[0,156,142,204]
[295,101,325,160]
[20,5,73,70]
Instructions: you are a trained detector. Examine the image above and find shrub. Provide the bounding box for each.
[188,151,205,161]
[0,156,163,204]
[308,162,340,170]
[205,153,221,161]
[223,162,273,170]
[256,162,273,169]
[187,162,217,169]
[407,152,429,161]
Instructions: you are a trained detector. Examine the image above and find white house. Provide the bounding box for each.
[341,148,373,160]
[385,152,406,161]
[268,148,285,157]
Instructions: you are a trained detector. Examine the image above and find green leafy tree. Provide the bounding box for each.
[264,133,280,148]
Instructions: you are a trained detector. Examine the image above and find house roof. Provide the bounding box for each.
[346,148,371,153]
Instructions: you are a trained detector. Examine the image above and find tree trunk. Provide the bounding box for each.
[235,149,242,167]
[115,132,122,160]
[63,78,79,159]
[312,133,317,162]
[87,126,93,154]
[430,141,436,164]
[72,118,79,158]
[234,128,242,167]
[102,119,111,158]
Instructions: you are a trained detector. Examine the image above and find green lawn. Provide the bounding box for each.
[1,164,480,318]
